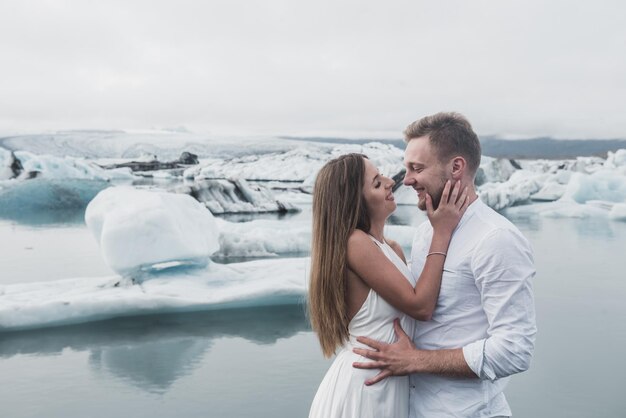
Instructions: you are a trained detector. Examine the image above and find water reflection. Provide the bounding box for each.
[0,305,310,393]
[89,338,209,394]
[500,207,544,232]
[503,204,626,239]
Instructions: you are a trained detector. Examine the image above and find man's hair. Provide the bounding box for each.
[403,112,481,175]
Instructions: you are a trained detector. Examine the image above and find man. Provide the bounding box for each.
[353,112,537,418]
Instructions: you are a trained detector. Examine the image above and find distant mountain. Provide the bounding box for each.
[480,137,626,159]
[282,136,626,159]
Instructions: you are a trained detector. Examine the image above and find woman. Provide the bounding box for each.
[308,153,468,418]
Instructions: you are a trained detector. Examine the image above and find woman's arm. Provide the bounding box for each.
[347,181,468,321]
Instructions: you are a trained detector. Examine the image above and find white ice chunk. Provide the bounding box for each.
[609,203,626,222]
[604,149,626,174]
[530,182,567,202]
[212,219,417,258]
[559,170,626,204]
[85,187,219,276]
[0,257,308,331]
[570,156,606,174]
[478,170,543,210]
[151,171,173,179]
[135,153,158,163]
[215,219,311,257]
[479,156,518,183]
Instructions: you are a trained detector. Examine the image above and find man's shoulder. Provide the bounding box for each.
[468,202,533,261]
[460,200,532,260]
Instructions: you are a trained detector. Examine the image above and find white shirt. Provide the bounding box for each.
[409,199,537,418]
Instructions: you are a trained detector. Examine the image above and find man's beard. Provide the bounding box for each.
[417,177,448,211]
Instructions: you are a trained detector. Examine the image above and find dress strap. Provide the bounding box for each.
[367,234,386,247]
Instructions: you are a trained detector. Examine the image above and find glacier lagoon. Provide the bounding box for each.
[2,133,626,417]
[1,204,625,417]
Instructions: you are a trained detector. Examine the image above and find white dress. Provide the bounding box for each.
[309,236,416,418]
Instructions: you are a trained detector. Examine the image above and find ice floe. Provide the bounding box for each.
[0,257,308,332]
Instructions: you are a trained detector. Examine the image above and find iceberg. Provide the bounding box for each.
[212,219,416,258]
[85,187,220,276]
[15,151,134,181]
[0,130,299,160]
[0,178,110,224]
[184,142,405,182]
[478,170,543,210]
[475,150,626,214]
[215,218,311,257]
[560,170,626,204]
[476,156,519,185]
[0,149,22,180]
[177,178,298,214]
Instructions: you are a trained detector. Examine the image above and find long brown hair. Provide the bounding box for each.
[309,153,371,357]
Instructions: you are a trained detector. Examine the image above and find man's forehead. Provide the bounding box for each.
[403,137,433,164]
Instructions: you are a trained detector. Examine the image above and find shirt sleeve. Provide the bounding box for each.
[462,227,537,381]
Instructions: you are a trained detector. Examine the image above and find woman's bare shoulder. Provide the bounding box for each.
[347,229,370,247]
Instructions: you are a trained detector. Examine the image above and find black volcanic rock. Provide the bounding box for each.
[100,151,200,172]
[10,151,23,178]
[178,152,198,165]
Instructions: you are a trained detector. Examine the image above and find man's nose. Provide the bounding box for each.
[403,173,413,186]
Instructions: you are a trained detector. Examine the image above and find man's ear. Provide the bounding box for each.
[450,156,466,180]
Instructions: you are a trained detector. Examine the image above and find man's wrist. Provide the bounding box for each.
[409,348,476,377]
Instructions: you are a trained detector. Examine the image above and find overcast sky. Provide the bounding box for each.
[1,0,624,139]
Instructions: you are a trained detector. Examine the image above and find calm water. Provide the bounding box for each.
[1,204,626,417]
